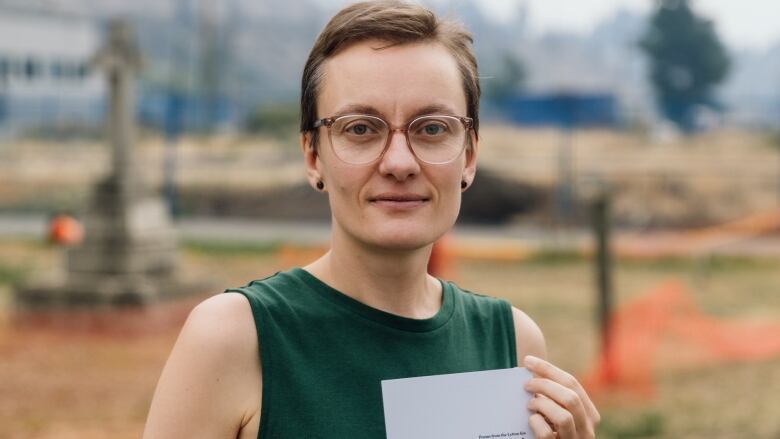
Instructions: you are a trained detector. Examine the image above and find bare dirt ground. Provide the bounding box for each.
[1,238,779,438]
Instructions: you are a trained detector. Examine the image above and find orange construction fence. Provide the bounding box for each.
[581,280,780,399]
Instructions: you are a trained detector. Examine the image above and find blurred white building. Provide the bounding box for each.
[0,10,104,135]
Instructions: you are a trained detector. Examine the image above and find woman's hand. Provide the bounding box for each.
[523,355,600,439]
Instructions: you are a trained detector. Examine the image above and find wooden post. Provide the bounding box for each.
[592,194,615,382]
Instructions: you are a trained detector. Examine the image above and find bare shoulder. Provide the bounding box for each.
[186,292,257,348]
[143,293,261,439]
[173,292,259,364]
[511,306,547,362]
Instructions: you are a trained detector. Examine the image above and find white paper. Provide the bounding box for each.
[381,367,536,439]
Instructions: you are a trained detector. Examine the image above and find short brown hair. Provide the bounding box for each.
[300,0,480,147]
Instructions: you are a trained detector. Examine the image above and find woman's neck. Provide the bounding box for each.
[303,228,442,320]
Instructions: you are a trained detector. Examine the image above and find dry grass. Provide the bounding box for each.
[477,126,780,226]
[1,238,779,438]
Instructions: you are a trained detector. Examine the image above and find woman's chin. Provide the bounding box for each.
[332,212,456,252]
[362,227,448,252]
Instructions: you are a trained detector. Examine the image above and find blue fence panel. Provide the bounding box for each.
[138,90,237,133]
[504,93,619,129]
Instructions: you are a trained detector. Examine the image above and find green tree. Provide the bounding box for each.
[639,0,731,132]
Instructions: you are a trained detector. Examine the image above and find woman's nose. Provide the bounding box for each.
[377,130,421,181]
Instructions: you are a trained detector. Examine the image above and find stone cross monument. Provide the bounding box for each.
[16,19,203,308]
[99,19,142,202]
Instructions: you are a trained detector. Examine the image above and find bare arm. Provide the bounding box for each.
[512,306,600,439]
[143,293,261,439]
[512,306,547,361]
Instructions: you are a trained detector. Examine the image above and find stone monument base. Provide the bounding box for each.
[14,182,214,310]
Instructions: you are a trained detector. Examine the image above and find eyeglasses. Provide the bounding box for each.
[312,114,474,165]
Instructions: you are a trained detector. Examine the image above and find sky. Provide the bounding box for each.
[479,0,780,50]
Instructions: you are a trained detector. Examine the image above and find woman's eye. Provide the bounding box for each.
[346,123,372,135]
[422,124,446,135]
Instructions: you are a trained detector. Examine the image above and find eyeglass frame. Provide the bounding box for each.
[311,113,475,165]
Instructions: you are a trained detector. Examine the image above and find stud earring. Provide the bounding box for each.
[316,180,324,190]
[461,180,468,189]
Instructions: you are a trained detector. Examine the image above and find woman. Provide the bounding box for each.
[143,1,600,438]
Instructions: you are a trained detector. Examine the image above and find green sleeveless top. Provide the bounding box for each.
[225,267,517,439]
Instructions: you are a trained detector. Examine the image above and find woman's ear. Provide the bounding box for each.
[461,132,479,188]
[301,132,324,191]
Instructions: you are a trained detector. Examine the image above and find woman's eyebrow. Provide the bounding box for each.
[409,104,458,119]
[333,104,383,117]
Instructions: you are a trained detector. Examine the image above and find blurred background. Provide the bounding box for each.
[1,0,779,438]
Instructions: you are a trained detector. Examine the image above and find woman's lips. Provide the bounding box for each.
[369,193,430,210]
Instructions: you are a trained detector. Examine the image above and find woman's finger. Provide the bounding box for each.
[528,395,576,438]
[524,355,600,425]
[525,377,591,437]
[529,412,558,439]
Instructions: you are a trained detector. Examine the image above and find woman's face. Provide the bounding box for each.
[302,39,478,251]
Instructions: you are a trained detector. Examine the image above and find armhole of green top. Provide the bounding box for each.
[223,288,272,439]
[501,299,519,368]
